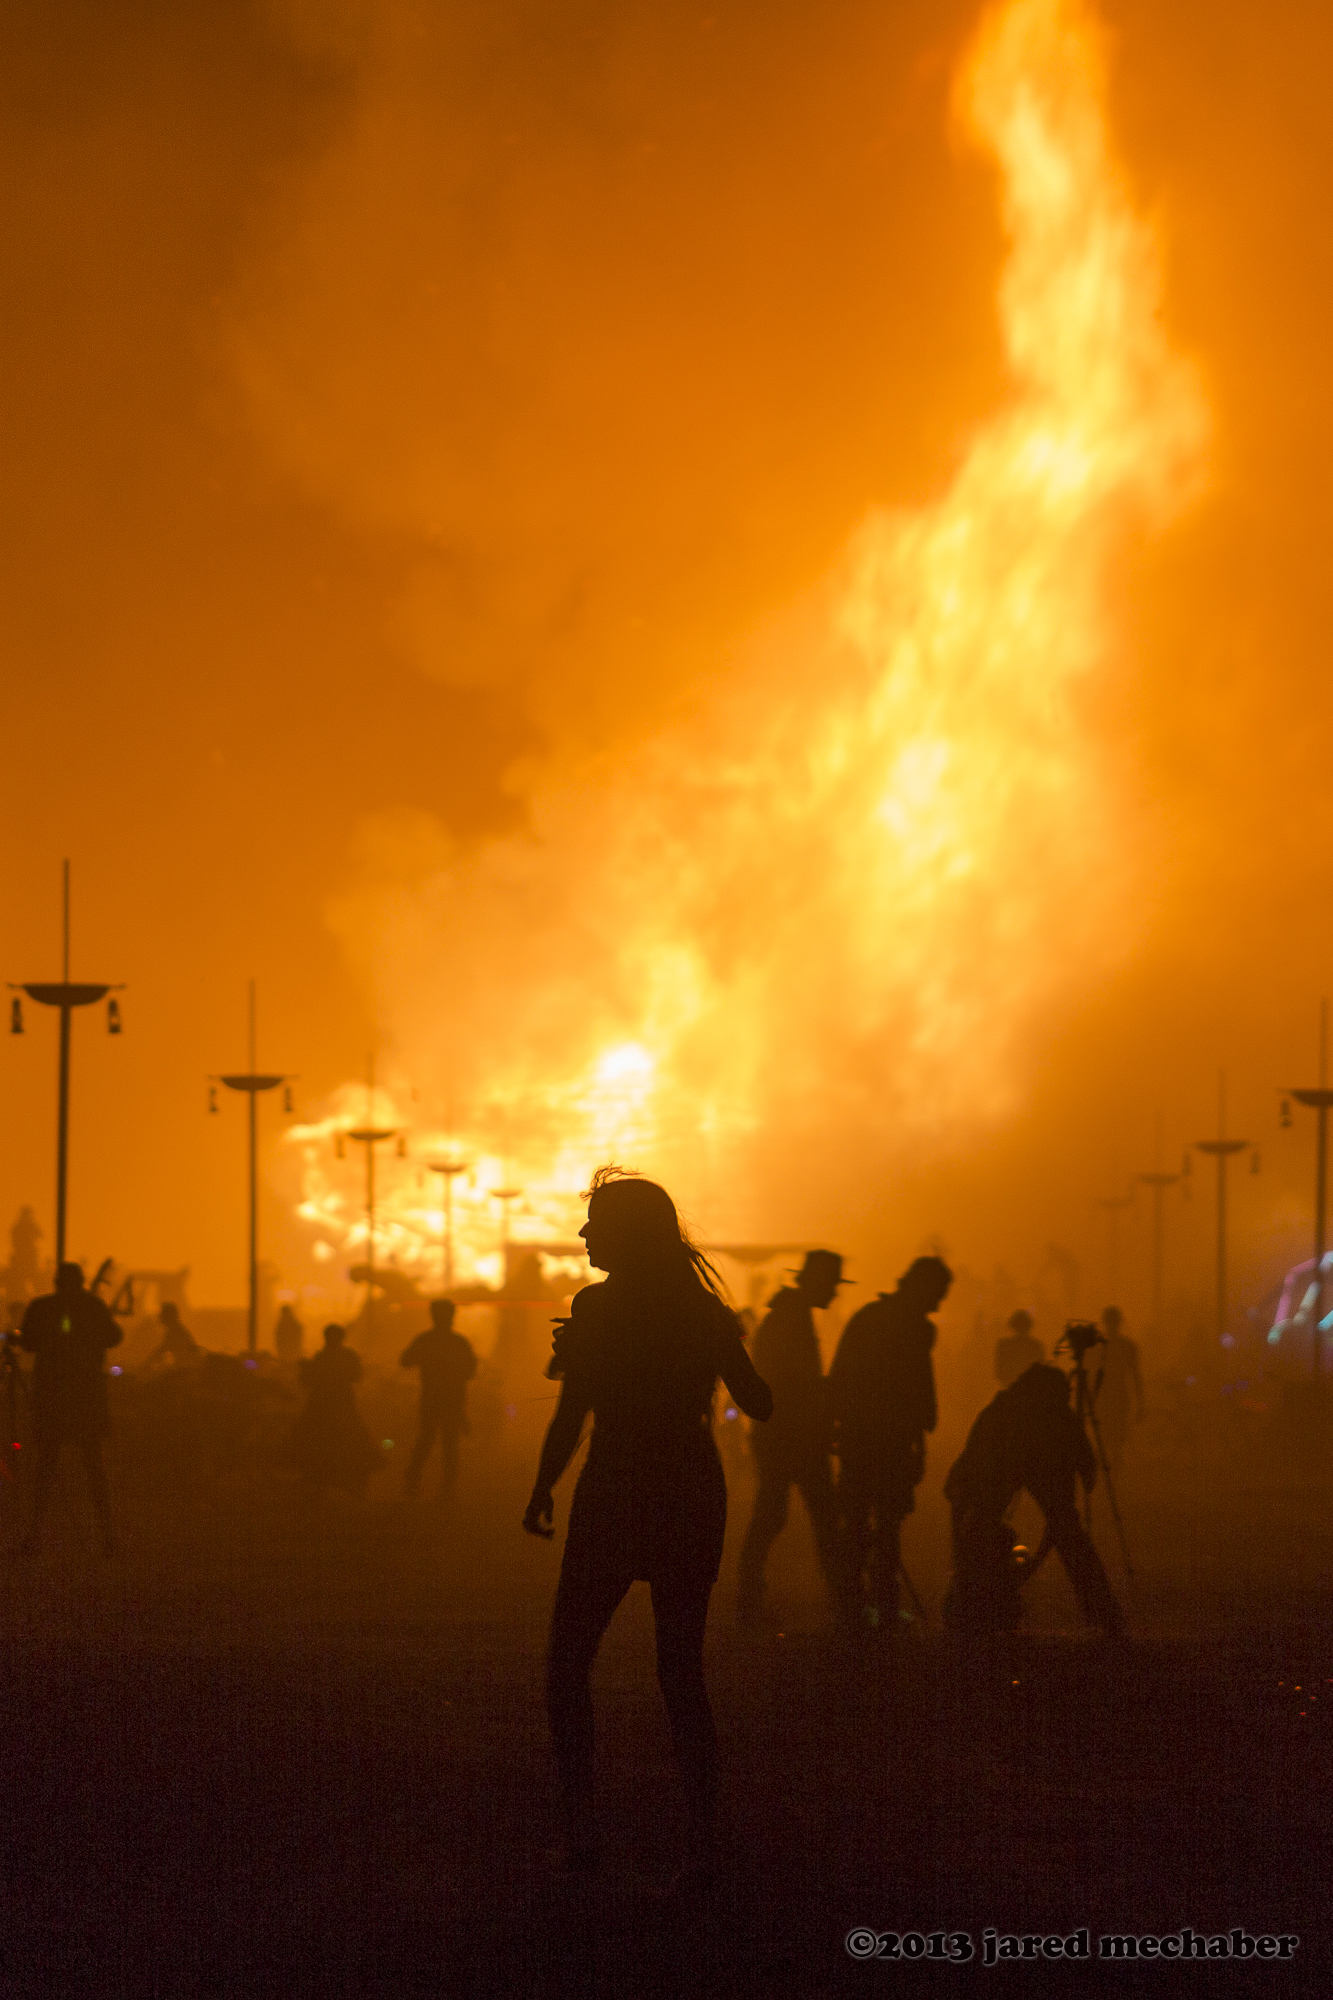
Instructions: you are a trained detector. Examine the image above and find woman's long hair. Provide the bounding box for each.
[583,1165,729,1303]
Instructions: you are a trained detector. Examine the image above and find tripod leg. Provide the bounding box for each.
[898,1560,925,1618]
[1084,1403,1134,1580]
[1075,1367,1094,1532]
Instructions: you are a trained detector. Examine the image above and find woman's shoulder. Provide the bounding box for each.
[546,1283,610,1380]
[568,1281,612,1320]
[686,1285,746,1358]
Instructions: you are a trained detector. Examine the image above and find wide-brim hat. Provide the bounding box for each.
[792,1249,853,1285]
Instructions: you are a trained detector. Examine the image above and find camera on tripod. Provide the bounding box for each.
[1056,1319,1106,1364]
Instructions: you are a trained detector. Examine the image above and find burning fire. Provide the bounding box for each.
[292,0,1206,1285]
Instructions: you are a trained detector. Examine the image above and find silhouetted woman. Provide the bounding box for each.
[291,1323,383,1494]
[523,1167,773,1880]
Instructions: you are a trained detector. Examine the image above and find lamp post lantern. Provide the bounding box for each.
[211,980,293,1356]
[9,860,124,1265]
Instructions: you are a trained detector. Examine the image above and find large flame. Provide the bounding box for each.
[291,0,1206,1285]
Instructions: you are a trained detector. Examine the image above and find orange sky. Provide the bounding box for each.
[2,0,1331,1333]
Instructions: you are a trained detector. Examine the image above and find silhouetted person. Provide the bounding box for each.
[274,1303,305,1364]
[523,1167,772,1882]
[400,1299,477,1497]
[3,1205,43,1305]
[945,1362,1123,1636]
[735,1249,845,1626]
[17,1261,120,1554]
[829,1254,952,1630]
[145,1300,201,1370]
[994,1307,1044,1388]
[1095,1307,1144,1472]
[290,1324,383,1494]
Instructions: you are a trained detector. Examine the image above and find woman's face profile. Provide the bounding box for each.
[579,1195,616,1273]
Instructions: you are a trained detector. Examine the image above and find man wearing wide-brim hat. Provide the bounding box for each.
[828,1255,953,1631]
[736,1249,849,1626]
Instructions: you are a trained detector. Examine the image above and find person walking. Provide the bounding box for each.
[735,1249,846,1626]
[400,1299,477,1498]
[522,1167,772,1884]
[290,1324,383,1495]
[993,1307,1043,1388]
[1095,1307,1144,1473]
[829,1255,952,1630]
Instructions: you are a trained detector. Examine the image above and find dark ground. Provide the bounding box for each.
[0,1372,1328,1998]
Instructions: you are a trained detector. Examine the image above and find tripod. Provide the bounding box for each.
[1065,1333,1134,1580]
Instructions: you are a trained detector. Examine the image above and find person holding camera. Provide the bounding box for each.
[945,1358,1123,1637]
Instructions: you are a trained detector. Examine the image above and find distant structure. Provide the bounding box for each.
[1,1206,45,1305]
[1267,1249,1333,1367]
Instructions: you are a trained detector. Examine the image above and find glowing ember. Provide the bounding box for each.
[294,0,1206,1277]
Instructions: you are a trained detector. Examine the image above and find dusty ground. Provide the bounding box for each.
[0,1378,1328,1997]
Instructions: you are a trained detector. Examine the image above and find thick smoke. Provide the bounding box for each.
[249,1,1208,1267]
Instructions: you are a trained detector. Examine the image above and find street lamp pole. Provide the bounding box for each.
[492,1185,522,1286]
[1136,1173,1180,1336]
[1137,1112,1181,1338]
[9,860,124,1265]
[212,980,293,1356]
[1095,1191,1134,1303]
[427,1160,468,1292]
[1194,1070,1249,1350]
[345,1055,398,1337]
[1285,998,1333,1379]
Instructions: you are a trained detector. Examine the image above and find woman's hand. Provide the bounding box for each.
[522,1487,555,1538]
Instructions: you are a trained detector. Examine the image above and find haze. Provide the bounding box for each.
[2,0,1328,1346]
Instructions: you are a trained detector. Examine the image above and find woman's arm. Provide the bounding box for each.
[716,1325,773,1423]
[522,1377,594,1536]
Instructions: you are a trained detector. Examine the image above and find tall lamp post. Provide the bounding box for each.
[9,861,123,1265]
[210,980,293,1357]
[427,1159,468,1292]
[1135,1171,1181,1337]
[1285,998,1333,1379]
[492,1184,522,1286]
[1095,1190,1134,1303]
[344,1056,399,1336]
[1193,1071,1250,1351]
[1136,1111,1181,1338]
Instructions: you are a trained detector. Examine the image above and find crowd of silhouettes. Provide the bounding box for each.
[0,1181,1137,1895]
[518,1166,1137,1889]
